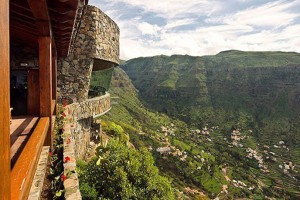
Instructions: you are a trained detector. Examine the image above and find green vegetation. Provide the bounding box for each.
[122,51,300,122]
[78,139,174,199]
[83,50,300,199]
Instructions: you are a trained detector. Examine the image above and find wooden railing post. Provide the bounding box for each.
[52,49,57,114]
[0,0,11,199]
[39,37,53,146]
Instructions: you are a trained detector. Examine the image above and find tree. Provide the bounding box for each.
[78,139,175,200]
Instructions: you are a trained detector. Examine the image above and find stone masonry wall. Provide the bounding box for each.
[64,93,111,159]
[74,6,119,64]
[58,5,119,103]
[57,5,119,199]
[61,93,111,199]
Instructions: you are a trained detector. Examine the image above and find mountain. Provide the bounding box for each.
[97,64,300,199]
[79,51,300,198]
[122,51,300,145]
[122,51,300,120]
[115,51,300,198]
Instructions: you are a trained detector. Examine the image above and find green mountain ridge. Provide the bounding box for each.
[118,51,300,198]
[99,62,300,198]
[122,51,300,121]
[121,51,300,155]
[86,51,300,199]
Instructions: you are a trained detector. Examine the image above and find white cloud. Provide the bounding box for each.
[109,0,222,19]
[89,0,300,59]
[165,18,196,29]
[208,0,300,27]
[137,22,161,36]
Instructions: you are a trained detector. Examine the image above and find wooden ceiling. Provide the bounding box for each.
[10,0,88,57]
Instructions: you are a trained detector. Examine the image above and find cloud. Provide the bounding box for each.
[165,18,196,29]
[137,22,161,36]
[89,0,300,60]
[107,0,222,20]
[207,0,300,27]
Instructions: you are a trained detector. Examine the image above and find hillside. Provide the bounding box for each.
[122,51,300,120]
[122,51,300,154]
[100,65,300,199]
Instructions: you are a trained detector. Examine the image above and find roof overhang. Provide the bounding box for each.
[10,0,88,57]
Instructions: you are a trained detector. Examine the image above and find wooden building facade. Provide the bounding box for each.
[0,0,87,199]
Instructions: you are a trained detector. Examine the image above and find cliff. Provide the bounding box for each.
[122,51,300,121]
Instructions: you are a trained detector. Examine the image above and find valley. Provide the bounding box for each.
[90,51,300,199]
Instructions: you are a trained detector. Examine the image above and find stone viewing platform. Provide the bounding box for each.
[66,92,111,121]
[76,6,119,65]
[56,5,119,199]
[58,5,119,103]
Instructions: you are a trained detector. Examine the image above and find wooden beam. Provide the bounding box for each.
[0,0,11,199]
[10,21,37,33]
[11,117,49,200]
[39,37,53,146]
[51,100,56,115]
[10,15,35,28]
[27,0,51,36]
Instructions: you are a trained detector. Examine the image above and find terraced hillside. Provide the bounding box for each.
[100,62,300,199]
[122,51,300,119]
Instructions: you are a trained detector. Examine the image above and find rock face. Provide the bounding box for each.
[58,5,119,103]
[122,51,300,119]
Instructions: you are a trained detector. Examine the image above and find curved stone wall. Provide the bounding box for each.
[67,93,111,121]
[57,5,118,199]
[75,6,120,64]
[63,93,111,159]
[58,5,119,103]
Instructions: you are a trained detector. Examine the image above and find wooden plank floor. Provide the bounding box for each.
[10,116,39,168]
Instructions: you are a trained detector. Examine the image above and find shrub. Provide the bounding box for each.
[78,139,175,200]
[80,183,98,200]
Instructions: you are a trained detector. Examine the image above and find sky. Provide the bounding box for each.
[89,0,300,60]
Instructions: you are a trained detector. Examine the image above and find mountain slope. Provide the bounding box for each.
[119,51,300,198]
[102,65,300,199]
[122,51,300,145]
[122,51,300,120]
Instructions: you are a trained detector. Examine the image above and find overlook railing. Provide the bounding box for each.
[65,93,111,121]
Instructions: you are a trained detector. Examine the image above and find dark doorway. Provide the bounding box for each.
[10,70,28,115]
[10,69,39,116]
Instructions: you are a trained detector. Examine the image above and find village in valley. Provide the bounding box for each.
[137,121,299,197]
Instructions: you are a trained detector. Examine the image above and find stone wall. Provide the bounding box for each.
[58,5,119,103]
[57,5,119,199]
[74,6,119,64]
[64,93,111,159]
[62,121,82,200]
[61,93,111,200]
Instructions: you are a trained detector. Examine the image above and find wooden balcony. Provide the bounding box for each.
[10,116,39,167]
[11,117,49,199]
[8,99,56,200]
[0,0,86,198]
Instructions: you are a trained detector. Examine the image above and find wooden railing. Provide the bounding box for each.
[10,117,49,200]
[51,99,56,115]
